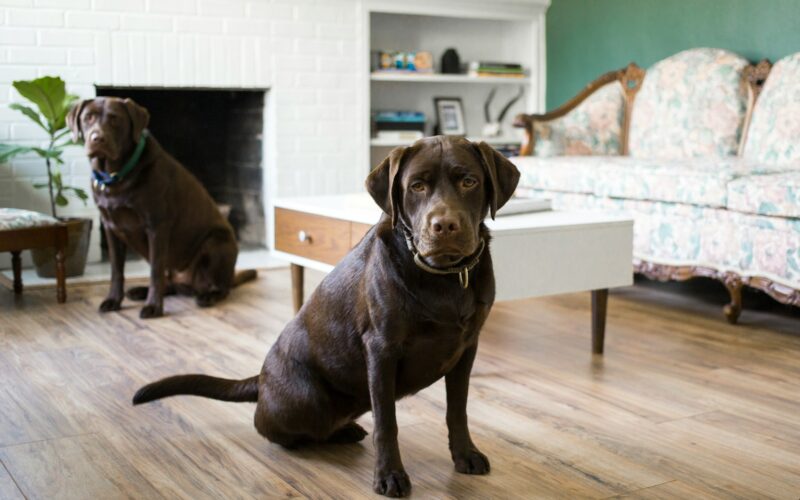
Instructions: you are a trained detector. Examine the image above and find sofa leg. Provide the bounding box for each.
[722,274,743,324]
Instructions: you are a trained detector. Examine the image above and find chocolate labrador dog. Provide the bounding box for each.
[67,97,256,319]
[132,136,520,496]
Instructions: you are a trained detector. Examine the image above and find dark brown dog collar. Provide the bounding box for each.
[400,224,486,289]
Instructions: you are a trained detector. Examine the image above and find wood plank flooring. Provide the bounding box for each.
[1,269,799,499]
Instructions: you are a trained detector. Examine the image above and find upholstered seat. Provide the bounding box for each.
[0,208,59,230]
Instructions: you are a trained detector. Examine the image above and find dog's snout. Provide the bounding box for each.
[430,215,461,236]
[89,130,104,143]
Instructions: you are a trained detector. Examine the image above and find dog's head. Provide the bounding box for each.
[366,136,520,267]
[66,97,150,170]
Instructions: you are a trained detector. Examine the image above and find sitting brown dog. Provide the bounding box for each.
[132,136,520,496]
[67,97,256,318]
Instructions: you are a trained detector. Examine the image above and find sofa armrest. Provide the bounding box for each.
[514,63,644,156]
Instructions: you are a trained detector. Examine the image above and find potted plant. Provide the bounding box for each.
[0,76,92,278]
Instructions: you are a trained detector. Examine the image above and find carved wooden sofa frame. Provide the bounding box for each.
[513,58,800,323]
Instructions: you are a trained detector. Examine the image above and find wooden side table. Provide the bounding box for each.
[1,214,68,303]
[272,194,633,354]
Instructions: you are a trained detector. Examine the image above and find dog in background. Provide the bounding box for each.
[132,136,520,497]
[67,97,256,319]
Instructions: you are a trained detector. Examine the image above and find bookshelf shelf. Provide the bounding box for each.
[370,72,530,84]
[370,135,522,147]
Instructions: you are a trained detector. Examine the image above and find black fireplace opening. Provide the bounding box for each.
[94,86,267,254]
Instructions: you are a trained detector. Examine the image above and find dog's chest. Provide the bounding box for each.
[396,319,477,394]
[94,193,147,243]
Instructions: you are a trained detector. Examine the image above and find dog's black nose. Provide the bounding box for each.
[431,215,460,236]
[90,131,104,143]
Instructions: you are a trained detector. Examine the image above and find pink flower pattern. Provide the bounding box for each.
[533,82,624,157]
[628,48,749,160]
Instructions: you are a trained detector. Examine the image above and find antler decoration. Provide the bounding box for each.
[497,85,525,123]
[484,87,497,123]
[482,86,526,137]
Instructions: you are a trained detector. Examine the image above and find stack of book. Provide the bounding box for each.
[468,61,525,78]
[374,111,426,142]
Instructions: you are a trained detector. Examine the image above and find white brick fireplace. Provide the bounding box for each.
[0,0,367,266]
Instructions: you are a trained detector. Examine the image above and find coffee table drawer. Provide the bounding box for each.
[275,208,351,265]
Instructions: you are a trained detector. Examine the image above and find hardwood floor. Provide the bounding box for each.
[1,269,799,499]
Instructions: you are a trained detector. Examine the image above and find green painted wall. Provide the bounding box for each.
[546,0,800,109]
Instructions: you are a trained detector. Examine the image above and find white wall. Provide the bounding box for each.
[0,0,367,265]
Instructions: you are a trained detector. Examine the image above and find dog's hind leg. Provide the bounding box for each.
[191,235,237,308]
[326,422,368,444]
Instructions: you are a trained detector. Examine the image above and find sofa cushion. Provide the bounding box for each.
[533,82,625,157]
[742,52,800,165]
[0,208,58,231]
[511,155,607,194]
[727,170,800,218]
[514,155,797,209]
[591,157,742,207]
[628,48,749,160]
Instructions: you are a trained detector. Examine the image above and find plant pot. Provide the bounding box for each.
[31,217,93,278]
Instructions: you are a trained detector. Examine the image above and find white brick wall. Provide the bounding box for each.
[0,0,367,266]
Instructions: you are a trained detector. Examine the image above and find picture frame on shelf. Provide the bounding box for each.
[434,97,466,136]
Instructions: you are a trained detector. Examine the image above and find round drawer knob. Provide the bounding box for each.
[298,230,311,243]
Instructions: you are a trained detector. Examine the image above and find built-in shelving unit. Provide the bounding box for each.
[364,1,549,167]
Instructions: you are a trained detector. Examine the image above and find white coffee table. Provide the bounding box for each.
[272,193,633,354]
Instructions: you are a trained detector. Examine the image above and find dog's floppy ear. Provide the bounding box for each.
[122,98,150,143]
[66,99,90,143]
[366,146,407,227]
[474,141,521,219]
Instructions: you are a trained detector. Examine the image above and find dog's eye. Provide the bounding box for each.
[410,181,426,192]
[84,112,96,122]
[461,177,478,189]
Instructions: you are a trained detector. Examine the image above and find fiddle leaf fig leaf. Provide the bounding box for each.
[9,103,47,133]
[13,77,69,133]
[0,144,37,163]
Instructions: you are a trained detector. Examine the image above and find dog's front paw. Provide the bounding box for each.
[373,469,411,497]
[99,298,122,313]
[139,304,163,319]
[453,448,490,475]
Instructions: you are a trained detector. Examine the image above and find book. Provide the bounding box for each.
[470,61,523,70]
[470,72,526,78]
[375,111,425,123]
[496,197,551,216]
[375,130,424,142]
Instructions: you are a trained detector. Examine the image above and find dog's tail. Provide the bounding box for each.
[233,269,258,287]
[132,374,259,405]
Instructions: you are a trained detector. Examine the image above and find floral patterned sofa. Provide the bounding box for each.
[512,48,800,323]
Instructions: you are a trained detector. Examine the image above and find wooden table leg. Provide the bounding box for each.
[291,263,304,313]
[11,251,22,294]
[55,247,66,304]
[591,289,608,354]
